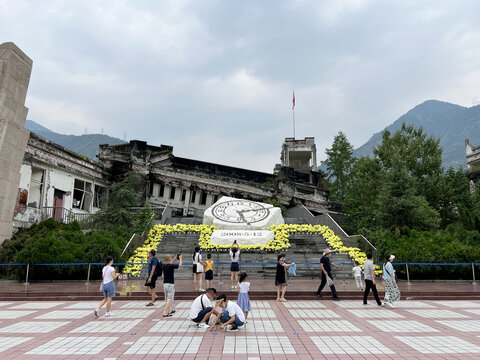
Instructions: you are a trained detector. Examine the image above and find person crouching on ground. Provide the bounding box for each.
[209,294,245,332]
[145,249,160,307]
[188,288,219,328]
[94,256,120,318]
[162,253,183,317]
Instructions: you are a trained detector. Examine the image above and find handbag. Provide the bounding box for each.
[383,264,398,282]
[326,275,334,286]
[99,265,109,291]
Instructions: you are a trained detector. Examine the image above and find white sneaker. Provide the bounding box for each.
[197,323,210,329]
[93,308,99,317]
[105,312,113,317]
[385,302,392,308]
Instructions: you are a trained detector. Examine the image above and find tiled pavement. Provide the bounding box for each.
[0,299,480,359]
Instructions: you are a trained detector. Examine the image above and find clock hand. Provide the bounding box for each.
[236,210,250,225]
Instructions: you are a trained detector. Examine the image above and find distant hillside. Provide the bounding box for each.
[336,100,480,169]
[24,120,126,160]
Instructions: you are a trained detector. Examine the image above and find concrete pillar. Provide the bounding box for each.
[183,189,191,216]
[312,144,317,170]
[0,42,33,243]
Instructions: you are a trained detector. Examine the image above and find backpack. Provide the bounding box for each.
[154,258,163,277]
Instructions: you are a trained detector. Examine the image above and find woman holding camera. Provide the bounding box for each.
[230,240,240,289]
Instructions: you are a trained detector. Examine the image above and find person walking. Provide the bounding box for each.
[383,254,401,308]
[236,272,251,322]
[363,253,382,306]
[230,241,240,289]
[94,256,119,318]
[145,249,161,306]
[275,253,294,302]
[205,253,214,289]
[193,246,206,291]
[316,248,340,300]
[352,261,363,290]
[162,253,183,317]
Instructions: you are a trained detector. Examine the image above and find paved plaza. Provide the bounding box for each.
[0,299,479,359]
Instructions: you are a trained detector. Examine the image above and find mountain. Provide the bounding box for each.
[352,100,480,169]
[24,120,126,160]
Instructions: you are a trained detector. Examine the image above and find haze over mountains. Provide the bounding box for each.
[25,99,480,168]
[24,120,125,161]
[353,100,480,169]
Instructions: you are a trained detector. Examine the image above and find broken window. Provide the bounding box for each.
[93,185,106,208]
[28,167,45,208]
[170,186,176,200]
[213,194,219,204]
[158,183,165,197]
[181,189,187,202]
[73,179,93,211]
[191,190,196,204]
[200,191,207,205]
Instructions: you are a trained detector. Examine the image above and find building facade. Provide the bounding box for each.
[466,138,480,188]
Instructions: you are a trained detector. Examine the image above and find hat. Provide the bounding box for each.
[389,255,395,261]
[323,248,333,255]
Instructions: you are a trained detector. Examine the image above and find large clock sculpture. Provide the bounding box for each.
[203,196,284,246]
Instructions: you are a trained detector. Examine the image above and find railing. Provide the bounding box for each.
[41,206,76,224]
[1,262,478,284]
[121,230,148,257]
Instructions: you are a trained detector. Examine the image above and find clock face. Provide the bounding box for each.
[212,200,270,224]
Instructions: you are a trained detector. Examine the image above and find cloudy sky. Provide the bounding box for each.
[1,0,480,172]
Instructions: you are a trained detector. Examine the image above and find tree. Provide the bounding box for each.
[373,123,443,207]
[90,171,153,233]
[375,154,441,231]
[322,132,356,201]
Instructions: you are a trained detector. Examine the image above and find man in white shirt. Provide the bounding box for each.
[210,294,245,332]
[188,288,218,328]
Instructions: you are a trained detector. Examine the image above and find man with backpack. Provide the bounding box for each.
[145,249,161,306]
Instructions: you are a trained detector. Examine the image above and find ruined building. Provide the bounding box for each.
[466,139,480,188]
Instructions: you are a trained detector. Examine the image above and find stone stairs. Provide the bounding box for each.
[143,217,355,280]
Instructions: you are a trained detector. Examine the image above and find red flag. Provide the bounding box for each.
[292,90,295,110]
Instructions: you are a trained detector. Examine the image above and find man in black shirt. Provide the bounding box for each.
[144,249,160,307]
[316,248,340,300]
[162,253,183,317]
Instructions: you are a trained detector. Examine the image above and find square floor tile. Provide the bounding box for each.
[120,301,165,308]
[223,336,295,354]
[348,309,405,318]
[333,301,376,308]
[310,335,394,354]
[436,320,480,331]
[150,319,205,333]
[26,336,118,355]
[0,310,36,319]
[395,336,480,354]
[71,319,142,333]
[287,309,339,319]
[406,309,467,318]
[0,337,33,352]
[170,301,194,309]
[249,309,276,318]
[435,301,480,308]
[102,309,155,319]
[392,301,436,308]
[297,320,360,332]
[35,310,90,319]
[10,302,63,309]
[125,336,202,354]
[283,301,326,308]
[367,320,439,332]
[0,321,69,333]
[64,302,101,309]
[250,300,272,308]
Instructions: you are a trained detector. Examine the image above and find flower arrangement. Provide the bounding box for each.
[122,223,381,276]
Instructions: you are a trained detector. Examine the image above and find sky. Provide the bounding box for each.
[1,0,480,172]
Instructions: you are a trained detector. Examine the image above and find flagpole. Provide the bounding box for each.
[293,109,295,139]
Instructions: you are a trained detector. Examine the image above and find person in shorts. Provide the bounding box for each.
[94,256,119,318]
[145,249,160,306]
[162,253,183,317]
[205,253,214,288]
[230,241,240,289]
[209,294,245,332]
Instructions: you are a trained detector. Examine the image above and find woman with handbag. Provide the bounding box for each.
[94,256,119,318]
[383,254,401,308]
[193,246,206,291]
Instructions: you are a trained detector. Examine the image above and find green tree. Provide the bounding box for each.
[322,132,356,201]
[375,155,441,231]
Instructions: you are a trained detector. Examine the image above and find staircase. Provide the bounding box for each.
[146,217,355,280]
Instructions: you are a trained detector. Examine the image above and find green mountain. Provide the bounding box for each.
[353,100,480,169]
[24,120,126,160]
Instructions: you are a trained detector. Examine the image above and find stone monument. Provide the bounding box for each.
[203,196,284,246]
[0,42,33,243]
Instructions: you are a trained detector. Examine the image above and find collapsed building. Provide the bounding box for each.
[13,134,334,230]
[466,139,480,188]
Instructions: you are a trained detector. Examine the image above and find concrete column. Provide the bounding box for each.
[0,42,32,243]
[312,144,317,170]
[183,189,191,216]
